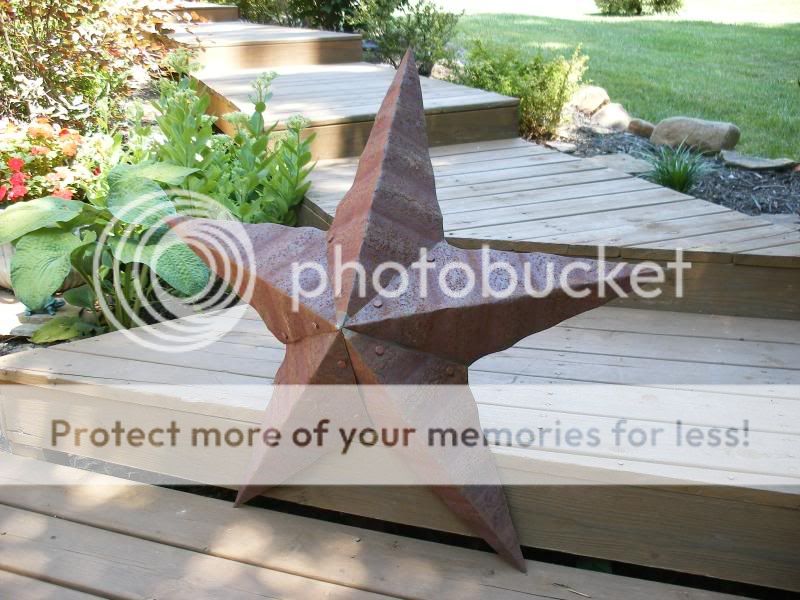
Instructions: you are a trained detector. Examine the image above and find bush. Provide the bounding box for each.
[643,143,710,193]
[351,0,462,76]
[595,0,683,15]
[238,0,357,30]
[450,41,588,140]
[0,0,168,128]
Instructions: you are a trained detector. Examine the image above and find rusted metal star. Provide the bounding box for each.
[170,50,636,571]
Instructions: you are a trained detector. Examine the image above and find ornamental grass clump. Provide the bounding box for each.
[643,143,711,193]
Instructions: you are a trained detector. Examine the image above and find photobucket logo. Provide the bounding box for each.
[92,189,256,353]
[292,244,691,310]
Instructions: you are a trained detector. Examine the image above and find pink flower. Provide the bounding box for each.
[9,185,27,200]
[52,188,73,200]
[9,172,26,187]
[7,157,24,172]
[0,186,7,201]
[30,145,50,156]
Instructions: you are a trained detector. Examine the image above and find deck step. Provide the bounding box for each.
[199,63,519,158]
[168,21,363,70]
[1,306,798,590]
[0,453,743,599]
[304,138,800,319]
[155,1,240,22]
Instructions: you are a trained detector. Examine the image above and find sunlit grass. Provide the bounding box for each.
[456,14,800,158]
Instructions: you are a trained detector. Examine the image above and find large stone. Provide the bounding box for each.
[627,118,655,138]
[650,117,740,153]
[569,85,610,115]
[590,103,630,132]
[720,150,797,171]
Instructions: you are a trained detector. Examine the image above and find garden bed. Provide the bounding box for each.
[558,114,800,216]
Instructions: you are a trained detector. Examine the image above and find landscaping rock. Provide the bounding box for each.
[569,85,610,115]
[627,118,655,138]
[590,103,630,132]
[650,117,740,153]
[720,150,797,171]
[545,140,577,153]
[584,153,652,175]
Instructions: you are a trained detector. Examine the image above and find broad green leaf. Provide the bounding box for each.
[63,284,96,310]
[31,316,105,344]
[109,234,209,296]
[0,197,84,244]
[107,169,175,227]
[118,162,198,186]
[11,230,81,311]
[153,240,210,296]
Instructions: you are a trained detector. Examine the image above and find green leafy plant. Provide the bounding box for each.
[595,0,683,15]
[351,0,461,76]
[450,41,587,140]
[0,163,209,340]
[642,143,710,193]
[145,55,316,225]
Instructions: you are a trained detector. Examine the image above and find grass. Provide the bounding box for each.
[454,10,800,158]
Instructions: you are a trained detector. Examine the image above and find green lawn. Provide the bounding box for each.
[455,14,800,158]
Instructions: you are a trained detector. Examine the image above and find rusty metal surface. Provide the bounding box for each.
[171,50,636,572]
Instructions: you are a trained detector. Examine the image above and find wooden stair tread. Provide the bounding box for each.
[0,453,744,600]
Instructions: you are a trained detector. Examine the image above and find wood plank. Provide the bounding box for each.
[0,569,102,600]
[196,39,364,70]
[451,197,715,240]
[2,377,799,588]
[443,188,691,232]
[307,168,642,213]
[0,504,388,599]
[169,22,362,47]
[158,2,240,22]
[564,306,800,344]
[0,455,742,600]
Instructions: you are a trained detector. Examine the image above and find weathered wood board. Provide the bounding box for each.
[169,21,363,70]
[0,454,743,599]
[197,63,520,158]
[1,306,798,590]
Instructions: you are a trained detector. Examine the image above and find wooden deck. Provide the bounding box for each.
[2,305,798,591]
[304,138,800,319]
[198,63,519,158]
[0,454,742,599]
[168,22,363,70]
[163,1,240,22]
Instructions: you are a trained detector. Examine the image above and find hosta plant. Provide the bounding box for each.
[0,162,211,342]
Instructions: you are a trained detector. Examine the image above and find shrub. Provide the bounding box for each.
[450,41,588,140]
[643,143,710,193]
[238,0,357,30]
[351,0,462,76]
[594,0,683,15]
[0,0,168,128]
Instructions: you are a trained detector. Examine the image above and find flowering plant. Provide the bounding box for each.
[0,118,120,205]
